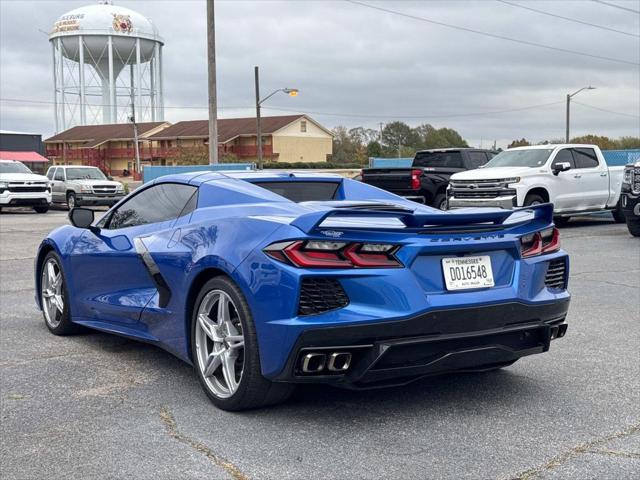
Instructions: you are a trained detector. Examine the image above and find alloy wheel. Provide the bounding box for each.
[41,258,64,328]
[195,290,245,398]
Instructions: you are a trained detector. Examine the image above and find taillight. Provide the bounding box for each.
[521,227,560,258]
[264,240,402,268]
[411,169,422,190]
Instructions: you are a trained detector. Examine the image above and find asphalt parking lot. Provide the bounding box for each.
[1,209,638,480]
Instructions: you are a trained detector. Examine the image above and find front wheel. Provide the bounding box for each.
[524,193,545,207]
[554,216,571,227]
[66,192,77,209]
[39,251,81,335]
[34,206,49,213]
[612,201,626,223]
[627,217,640,237]
[433,193,448,211]
[191,276,294,411]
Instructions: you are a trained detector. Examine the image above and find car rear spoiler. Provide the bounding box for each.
[291,203,554,234]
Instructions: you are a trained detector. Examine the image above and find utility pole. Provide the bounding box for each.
[379,122,384,144]
[130,73,141,177]
[565,94,570,143]
[206,0,218,164]
[255,66,263,169]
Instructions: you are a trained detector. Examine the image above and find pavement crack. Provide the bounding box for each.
[587,448,640,459]
[508,422,640,480]
[159,405,249,480]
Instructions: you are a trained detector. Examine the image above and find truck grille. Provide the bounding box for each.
[449,179,516,199]
[7,182,48,193]
[298,278,349,316]
[92,185,117,195]
[545,259,567,290]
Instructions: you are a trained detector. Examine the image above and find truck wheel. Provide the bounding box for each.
[433,193,447,210]
[612,202,626,223]
[627,218,640,237]
[66,192,77,209]
[524,193,545,206]
[33,206,49,214]
[554,216,570,227]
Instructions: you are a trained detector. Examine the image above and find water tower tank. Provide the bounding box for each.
[49,2,164,132]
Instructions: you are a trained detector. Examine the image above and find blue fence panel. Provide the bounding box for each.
[602,150,640,167]
[368,157,414,168]
[143,163,255,183]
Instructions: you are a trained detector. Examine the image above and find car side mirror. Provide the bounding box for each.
[69,207,97,231]
[107,176,114,181]
[552,162,571,175]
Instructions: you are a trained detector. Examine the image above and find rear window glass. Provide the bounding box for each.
[253,181,340,202]
[413,151,463,168]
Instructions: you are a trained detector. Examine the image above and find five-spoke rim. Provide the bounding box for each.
[41,258,64,328]
[195,290,245,398]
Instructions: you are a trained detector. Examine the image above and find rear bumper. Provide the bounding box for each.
[448,195,517,209]
[272,299,570,388]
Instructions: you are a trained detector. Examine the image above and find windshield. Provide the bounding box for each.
[484,149,553,168]
[66,167,107,180]
[0,162,32,174]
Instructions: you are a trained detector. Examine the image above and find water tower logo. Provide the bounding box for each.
[112,14,132,33]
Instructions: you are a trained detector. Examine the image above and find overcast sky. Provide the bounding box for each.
[1,0,639,148]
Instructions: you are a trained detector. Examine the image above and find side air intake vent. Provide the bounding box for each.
[545,259,567,290]
[298,278,349,316]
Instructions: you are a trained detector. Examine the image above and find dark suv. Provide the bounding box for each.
[361,148,496,210]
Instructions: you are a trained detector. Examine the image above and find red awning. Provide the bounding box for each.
[0,151,50,163]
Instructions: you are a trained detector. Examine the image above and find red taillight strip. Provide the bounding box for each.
[283,241,352,268]
[342,243,401,267]
[541,227,560,253]
[521,227,560,258]
[411,169,422,190]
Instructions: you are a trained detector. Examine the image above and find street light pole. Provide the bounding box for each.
[206,0,218,164]
[255,66,263,170]
[565,86,596,143]
[253,66,299,170]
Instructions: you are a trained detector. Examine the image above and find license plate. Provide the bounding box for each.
[442,255,494,291]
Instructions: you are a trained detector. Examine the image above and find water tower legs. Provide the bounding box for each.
[78,36,86,125]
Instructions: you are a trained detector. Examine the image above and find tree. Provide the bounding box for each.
[381,121,419,157]
[616,136,640,149]
[414,124,468,149]
[569,134,616,150]
[366,141,382,158]
[331,126,360,164]
[508,138,531,148]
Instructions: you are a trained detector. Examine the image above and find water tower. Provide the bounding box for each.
[49,2,164,132]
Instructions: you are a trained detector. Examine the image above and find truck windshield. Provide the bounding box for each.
[0,162,32,174]
[66,168,107,180]
[413,151,463,168]
[484,149,553,168]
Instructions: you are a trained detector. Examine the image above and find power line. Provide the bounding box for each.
[263,101,565,119]
[592,0,640,14]
[344,0,639,66]
[1,96,565,120]
[496,0,640,38]
[573,101,640,118]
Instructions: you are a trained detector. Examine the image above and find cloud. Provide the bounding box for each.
[1,0,638,147]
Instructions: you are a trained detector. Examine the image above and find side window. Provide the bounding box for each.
[572,148,599,169]
[107,183,197,230]
[46,168,55,180]
[466,151,488,169]
[54,168,65,181]
[551,149,575,169]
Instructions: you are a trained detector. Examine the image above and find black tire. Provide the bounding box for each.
[191,276,294,411]
[66,192,77,209]
[612,201,626,223]
[627,218,640,237]
[554,216,571,227]
[39,251,81,335]
[433,193,448,211]
[524,193,545,207]
[33,206,49,213]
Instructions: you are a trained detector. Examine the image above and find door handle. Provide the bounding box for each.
[600,172,607,177]
[573,174,582,179]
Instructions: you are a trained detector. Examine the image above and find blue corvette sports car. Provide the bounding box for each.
[35,171,570,410]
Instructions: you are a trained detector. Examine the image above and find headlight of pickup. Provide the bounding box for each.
[623,167,632,185]
[0,181,8,192]
[80,185,92,193]
[116,184,124,193]
[503,177,521,184]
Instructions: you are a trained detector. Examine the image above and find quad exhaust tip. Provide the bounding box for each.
[300,351,353,373]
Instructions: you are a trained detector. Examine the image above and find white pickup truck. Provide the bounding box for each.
[447,144,625,224]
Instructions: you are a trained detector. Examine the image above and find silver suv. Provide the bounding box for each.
[46,166,125,208]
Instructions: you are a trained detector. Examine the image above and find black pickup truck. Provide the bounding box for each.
[361,148,497,209]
